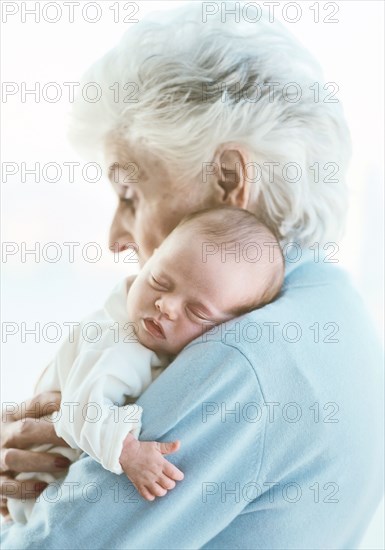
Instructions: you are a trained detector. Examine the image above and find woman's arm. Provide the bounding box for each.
[1,319,86,513]
[0,392,70,513]
[1,341,265,549]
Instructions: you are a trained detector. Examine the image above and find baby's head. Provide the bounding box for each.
[127,206,284,356]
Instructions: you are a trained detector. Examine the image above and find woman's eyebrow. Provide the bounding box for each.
[107,164,121,186]
[108,161,138,183]
[107,161,118,175]
[107,167,134,198]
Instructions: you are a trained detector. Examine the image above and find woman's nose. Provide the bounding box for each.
[155,297,178,321]
[109,205,135,252]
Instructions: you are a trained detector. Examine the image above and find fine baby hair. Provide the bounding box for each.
[176,205,285,308]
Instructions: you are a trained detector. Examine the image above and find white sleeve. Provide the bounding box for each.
[34,321,83,394]
[52,343,154,475]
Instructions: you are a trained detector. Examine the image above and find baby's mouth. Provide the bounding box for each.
[142,317,166,339]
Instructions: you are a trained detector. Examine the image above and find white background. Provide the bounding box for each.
[1,1,384,547]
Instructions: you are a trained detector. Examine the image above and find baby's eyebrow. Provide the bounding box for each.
[227,303,253,317]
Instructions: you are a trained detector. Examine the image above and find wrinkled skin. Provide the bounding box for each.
[1,139,252,511]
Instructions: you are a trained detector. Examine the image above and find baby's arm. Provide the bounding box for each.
[52,345,184,500]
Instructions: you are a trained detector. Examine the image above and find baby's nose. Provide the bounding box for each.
[155,298,178,321]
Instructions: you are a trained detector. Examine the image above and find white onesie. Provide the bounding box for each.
[8,277,168,524]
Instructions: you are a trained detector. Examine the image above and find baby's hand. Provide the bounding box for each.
[119,433,184,501]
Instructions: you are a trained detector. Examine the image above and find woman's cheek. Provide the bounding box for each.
[139,213,165,259]
[131,208,150,260]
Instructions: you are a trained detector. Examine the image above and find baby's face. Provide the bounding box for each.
[126,228,260,355]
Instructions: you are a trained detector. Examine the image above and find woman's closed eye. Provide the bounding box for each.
[120,186,138,210]
[120,196,136,213]
[119,184,137,202]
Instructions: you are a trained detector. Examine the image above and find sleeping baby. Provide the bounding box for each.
[8,206,284,523]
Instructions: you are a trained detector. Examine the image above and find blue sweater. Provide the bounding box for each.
[2,253,383,549]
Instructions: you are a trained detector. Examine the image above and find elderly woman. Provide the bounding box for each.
[1,2,383,548]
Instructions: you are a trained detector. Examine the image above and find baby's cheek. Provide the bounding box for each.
[127,292,140,322]
[185,323,205,347]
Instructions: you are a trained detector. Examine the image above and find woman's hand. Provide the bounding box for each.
[119,432,184,501]
[0,391,71,518]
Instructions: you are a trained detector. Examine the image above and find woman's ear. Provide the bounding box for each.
[212,144,251,208]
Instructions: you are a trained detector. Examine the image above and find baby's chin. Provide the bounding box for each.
[150,340,185,359]
[145,338,179,358]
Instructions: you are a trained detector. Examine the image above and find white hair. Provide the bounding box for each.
[68,0,352,246]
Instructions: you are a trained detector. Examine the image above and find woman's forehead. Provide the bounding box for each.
[105,136,162,167]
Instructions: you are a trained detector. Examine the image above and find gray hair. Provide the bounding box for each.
[68,1,352,246]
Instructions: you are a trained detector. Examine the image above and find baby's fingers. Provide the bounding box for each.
[163,460,184,481]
